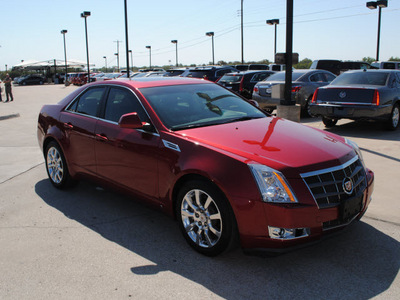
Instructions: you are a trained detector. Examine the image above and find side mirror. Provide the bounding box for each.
[247,99,260,107]
[119,112,145,129]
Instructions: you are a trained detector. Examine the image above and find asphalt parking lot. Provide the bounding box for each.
[0,84,399,299]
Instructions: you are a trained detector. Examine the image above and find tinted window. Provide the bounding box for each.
[219,75,242,83]
[383,62,396,69]
[68,87,106,117]
[324,73,336,82]
[251,72,272,82]
[330,72,389,86]
[104,87,148,123]
[309,73,326,82]
[140,83,265,130]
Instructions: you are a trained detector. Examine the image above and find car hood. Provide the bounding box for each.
[176,117,355,178]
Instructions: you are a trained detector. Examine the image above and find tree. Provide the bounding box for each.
[294,58,312,69]
[362,57,375,64]
[388,56,400,62]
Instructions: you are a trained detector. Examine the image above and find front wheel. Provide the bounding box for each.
[386,103,399,130]
[45,141,75,189]
[176,180,237,256]
[322,116,338,128]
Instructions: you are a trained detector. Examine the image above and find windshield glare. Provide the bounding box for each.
[140,83,266,130]
[330,72,389,86]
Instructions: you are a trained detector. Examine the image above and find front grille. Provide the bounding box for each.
[301,156,367,209]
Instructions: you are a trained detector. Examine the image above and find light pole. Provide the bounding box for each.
[205,32,215,65]
[103,56,107,72]
[171,40,178,67]
[61,29,68,85]
[124,0,130,78]
[366,0,388,61]
[266,19,279,57]
[146,46,151,68]
[81,11,91,83]
[128,50,133,71]
[241,0,244,63]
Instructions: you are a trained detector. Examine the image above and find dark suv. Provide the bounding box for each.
[17,74,46,85]
[217,70,275,99]
[184,66,238,82]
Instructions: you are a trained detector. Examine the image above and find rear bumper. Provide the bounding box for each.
[252,94,280,109]
[310,104,390,120]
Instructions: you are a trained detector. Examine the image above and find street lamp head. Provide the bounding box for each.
[103,56,106,59]
[81,11,91,18]
[266,19,280,25]
[146,46,151,49]
[128,50,132,53]
[61,29,67,34]
[366,1,377,9]
[171,40,178,44]
[205,32,214,37]
[377,0,388,8]
[114,53,118,56]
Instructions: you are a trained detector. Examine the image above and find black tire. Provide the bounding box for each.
[322,116,338,128]
[45,141,75,189]
[175,180,237,256]
[386,103,399,131]
[303,97,315,118]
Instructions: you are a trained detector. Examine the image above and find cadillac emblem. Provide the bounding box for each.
[342,177,354,195]
[339,91,347,99]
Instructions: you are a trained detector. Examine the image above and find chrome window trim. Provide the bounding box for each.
[64,83,159,135]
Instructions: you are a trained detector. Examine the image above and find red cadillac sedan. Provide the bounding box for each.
[37,77,374,256]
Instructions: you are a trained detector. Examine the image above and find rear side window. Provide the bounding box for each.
[67,87,106,117]
[251,72,272,82]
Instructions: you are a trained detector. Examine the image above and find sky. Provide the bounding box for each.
[1,0,399,71]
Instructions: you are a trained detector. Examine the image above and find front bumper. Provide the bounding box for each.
[236,168,374,251]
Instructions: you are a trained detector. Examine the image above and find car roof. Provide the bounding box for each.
[224,70,274,75]
[91,77,210,89]
[343,69,399,74]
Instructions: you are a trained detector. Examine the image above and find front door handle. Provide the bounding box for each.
[96,133,108,141]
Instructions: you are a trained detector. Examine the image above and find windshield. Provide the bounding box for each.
[330,72,389,86]
[263,71,304,82]
[140,83,266,130]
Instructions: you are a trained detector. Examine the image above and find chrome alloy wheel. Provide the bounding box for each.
[180,189,222,248]
[47,146,64,184]
[392,106,399,128]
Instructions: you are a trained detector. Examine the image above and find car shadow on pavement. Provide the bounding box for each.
[35,178,399,299]
[319,119,399,141]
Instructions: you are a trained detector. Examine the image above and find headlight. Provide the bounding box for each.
[345,138,366,168]
[249,164,298,203]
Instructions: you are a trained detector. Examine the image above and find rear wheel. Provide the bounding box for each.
[176,180,237,256]
[322,116,338,128]
[45,141,75,189]
[386,103,399,130]
[303,97,315,118]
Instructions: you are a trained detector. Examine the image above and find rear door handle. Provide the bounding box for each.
[96,133,108,141]
[63,122,73,129]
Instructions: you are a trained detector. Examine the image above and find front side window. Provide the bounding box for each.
[67,86,106,117]
[104,87,148,123]
[309,73,326,82]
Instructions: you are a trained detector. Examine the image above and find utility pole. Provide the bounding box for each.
[241,0,244,63]
[114,40,122,72]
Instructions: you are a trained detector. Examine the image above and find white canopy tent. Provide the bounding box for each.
[13,59,95,70]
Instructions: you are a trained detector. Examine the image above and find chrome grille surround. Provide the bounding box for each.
[300,156,367,209]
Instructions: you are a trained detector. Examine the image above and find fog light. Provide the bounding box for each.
[268,226,310,240]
